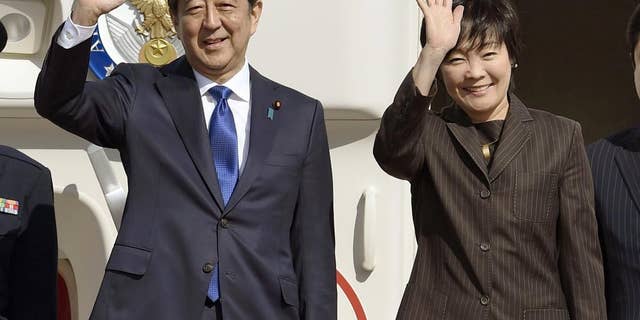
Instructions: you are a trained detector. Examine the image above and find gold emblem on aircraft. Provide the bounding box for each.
[130,0,177,66]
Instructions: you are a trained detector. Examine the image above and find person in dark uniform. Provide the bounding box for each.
[587,3,640,319]
[0,145,57,320]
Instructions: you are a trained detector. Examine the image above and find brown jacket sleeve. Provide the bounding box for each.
[557,122,608,319]
[373,70,437,181]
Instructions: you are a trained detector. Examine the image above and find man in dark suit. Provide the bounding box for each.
[587,4,640,319]
[374,0,606,319]
[0,146,57,320]
[34,0,336,319]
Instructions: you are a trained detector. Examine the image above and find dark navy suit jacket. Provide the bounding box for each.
[34,27,336,320]
[0,146,56,320]
[588,127,640,320]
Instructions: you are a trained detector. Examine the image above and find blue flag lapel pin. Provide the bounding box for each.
[267,100,282,120]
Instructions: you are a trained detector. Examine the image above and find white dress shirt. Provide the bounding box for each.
[56,18,95,49]
[57,17,252,173]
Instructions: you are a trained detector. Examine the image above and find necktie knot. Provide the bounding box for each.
[209,85,233,101]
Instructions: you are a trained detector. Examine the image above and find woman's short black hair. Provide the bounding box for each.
[420,0,522,64]
[628,3,640,56]
[168,0,259,17]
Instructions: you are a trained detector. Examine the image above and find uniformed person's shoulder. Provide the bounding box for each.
[0,145,50,176]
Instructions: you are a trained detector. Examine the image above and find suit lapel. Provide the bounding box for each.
[156,57,225,212]
[444,107,490,182]
[614,150,640,213]
[223,67,279,215]
[489,95,532,182]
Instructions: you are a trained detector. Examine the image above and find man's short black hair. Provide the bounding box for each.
[168,0,259,17]
[628,3,640,57]
[420,0,522,64]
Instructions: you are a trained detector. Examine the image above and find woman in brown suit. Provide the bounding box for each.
[373,0,607,319]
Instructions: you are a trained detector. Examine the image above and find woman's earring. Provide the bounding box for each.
[511,63,519,69]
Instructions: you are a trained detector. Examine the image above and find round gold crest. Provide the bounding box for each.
[139,39,177,66]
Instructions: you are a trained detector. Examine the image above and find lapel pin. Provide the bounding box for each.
[267,100,282,120]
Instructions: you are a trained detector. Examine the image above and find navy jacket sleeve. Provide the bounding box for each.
[34,24,136,149]
[291,101,337,319]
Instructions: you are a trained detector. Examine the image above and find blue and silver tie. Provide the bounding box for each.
[207,85,238,302]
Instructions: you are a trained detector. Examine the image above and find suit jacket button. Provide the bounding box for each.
[220,218,229,228]
[480,243,491,252]
[203,263,214,273]
[480,190,491,199]
[480,295,490,306]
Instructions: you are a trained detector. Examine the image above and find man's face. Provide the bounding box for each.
[174,0,262,82]
[634,41,640,99]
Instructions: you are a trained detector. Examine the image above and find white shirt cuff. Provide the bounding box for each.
[56,17,97,49]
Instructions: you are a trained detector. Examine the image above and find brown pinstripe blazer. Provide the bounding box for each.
[374,72,606,320]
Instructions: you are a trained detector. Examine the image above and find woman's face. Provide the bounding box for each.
[440,41,512,123]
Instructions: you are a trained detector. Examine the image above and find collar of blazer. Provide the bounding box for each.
[611,128,640,213]
[441,94,534,184]
[155,57,281,216]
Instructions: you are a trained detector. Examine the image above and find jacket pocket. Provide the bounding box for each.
[279,277,299,307]
[105,244,152,276]
[513,172,559,222]
[523,309,569,320]
[265,154,301,168]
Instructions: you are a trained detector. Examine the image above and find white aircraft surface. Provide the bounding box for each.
[0,0,421,318]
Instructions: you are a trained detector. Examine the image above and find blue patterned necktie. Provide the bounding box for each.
[207,85,238,302]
